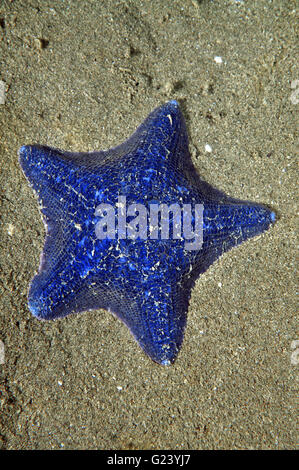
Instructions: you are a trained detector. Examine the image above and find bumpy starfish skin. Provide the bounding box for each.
[19,101,275,364]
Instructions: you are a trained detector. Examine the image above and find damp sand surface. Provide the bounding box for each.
[0,0,297,449]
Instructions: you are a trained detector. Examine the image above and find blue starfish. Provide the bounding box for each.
[19,100,275,365]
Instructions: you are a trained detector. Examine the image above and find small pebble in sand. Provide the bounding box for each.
[214,56,223,64]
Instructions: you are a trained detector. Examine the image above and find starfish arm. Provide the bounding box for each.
[115,277,188,365]
[19,145,96,281]
[27,268,118,320]
[188,201,275,276]
[19,101,187,174]
[28,252,186,365]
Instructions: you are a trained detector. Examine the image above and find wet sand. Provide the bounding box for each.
[0,0,297,449]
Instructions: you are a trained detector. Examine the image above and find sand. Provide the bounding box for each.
[0,0,297,449]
